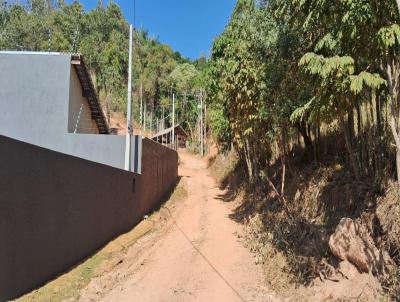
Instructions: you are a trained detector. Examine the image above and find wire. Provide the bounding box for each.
[133,0,136,29]
[161,206,246,302]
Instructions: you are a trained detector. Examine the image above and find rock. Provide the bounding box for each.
[294,189,301,202]
[329,218,385,275]
[338,260,360,279]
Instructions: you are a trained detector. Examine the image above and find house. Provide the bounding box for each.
[151,124,189,149]
[0,51,139,171]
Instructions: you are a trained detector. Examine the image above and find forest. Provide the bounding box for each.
[2,0,400,299]
[205,0,400,299]
[207,0,399,184]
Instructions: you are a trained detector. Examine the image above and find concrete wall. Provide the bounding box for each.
[0,52,137,171]
[0,53,71,147]
[68,69,99,134]
[0,135,177,301]
[140,138,179,213]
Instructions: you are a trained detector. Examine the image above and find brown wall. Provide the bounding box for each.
[0,135,177,301]
[140,138,179,213]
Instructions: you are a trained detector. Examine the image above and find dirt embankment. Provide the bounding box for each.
[209,148,400,301]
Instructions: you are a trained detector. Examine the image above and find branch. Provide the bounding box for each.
[266,176,293,219]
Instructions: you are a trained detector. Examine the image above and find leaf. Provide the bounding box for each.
[378,24,400,48]
[349,72,387,94]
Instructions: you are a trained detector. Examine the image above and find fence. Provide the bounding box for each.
[0,134,178,301]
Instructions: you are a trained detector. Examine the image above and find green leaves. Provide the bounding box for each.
[300,53,355,78]
[349,72,386,94]
[169,63,199,93]
[378,24,400,48]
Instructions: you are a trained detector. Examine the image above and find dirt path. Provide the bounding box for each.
[79,150,274,302]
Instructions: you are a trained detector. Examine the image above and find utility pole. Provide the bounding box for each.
[172,93,175,150]
[150,106,153,135]
[144,102,146,132]
[204,94,207,156]
[156,118,159,133]
[140,83,143,133]
[200,90,204,156]
[124,24,133,171]
[162,106,165,131]
[198,93,201,151]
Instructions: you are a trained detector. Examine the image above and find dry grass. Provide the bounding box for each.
[211,150,395,298]
[208,149,239,186]
[376,181,400,301]
[243,214,295,292]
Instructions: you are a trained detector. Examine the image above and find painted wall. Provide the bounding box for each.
[0,52,136,171]
[0,135,178,301]
[68,68,99,134]
[0,52,178,300]
[0,53,71,147]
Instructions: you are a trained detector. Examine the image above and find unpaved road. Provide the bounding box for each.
[79,150,274,302]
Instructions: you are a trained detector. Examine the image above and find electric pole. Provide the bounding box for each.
[204,94,207,156]
[150,106,153,135]
[200,90,204,156]
[172,93,175,149]
[140,83,143,133]
[144,102,146,132]
[162,106,165,131]
[124,24,133,171]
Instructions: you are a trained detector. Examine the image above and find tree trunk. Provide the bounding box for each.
[397,150,400,188]
[356,98,361,136]
[244,137,254,181]
[376,93,382,176]
[295,121,313,151]
[313,125,318,161]
[356,98,363,171]
[348,106,355,143]
[386,63,400,189]
[396,0,400,15]
[338,106,360,180]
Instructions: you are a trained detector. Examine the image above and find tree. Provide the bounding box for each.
[208,0,273,179]
[286,0,400,185]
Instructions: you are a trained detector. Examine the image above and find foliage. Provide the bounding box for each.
[206,0,400,185]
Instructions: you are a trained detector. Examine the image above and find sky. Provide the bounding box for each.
[74,0,237,60]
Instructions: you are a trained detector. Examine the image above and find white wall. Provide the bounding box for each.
[0,52,141,172]
[68,69,99,134]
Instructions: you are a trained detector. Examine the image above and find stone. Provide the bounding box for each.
[338,260,360,279]
[329,218,385,275]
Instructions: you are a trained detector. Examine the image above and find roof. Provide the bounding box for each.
[0,51,63,56]
[151,124,189,139]
[71,54,110,134]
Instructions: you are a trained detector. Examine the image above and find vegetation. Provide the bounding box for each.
[205,0,400,298]
[206,0,400,188]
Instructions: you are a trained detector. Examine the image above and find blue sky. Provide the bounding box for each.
[74,0,237,60]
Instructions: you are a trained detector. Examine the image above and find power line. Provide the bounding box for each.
[133,0,136,29]
[161,206,246,302]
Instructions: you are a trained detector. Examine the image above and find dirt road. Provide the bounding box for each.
[79,150,273,302]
